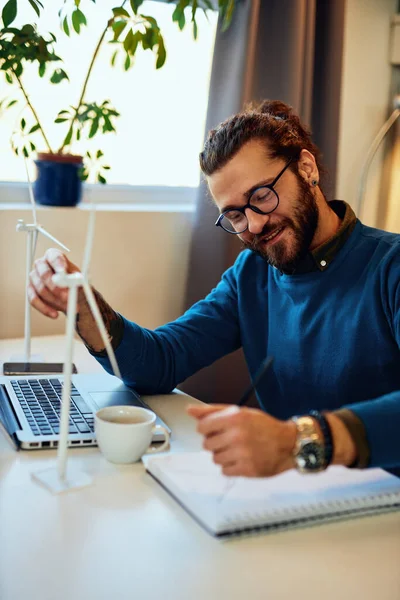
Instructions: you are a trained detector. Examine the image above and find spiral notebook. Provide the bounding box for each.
[143,451,400,537]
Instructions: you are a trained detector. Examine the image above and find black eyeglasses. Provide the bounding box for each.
[215,158,293,234]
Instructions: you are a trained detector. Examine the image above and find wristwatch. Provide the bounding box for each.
[291,414,331,473]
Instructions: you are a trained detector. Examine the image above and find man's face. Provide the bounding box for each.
[208,140,319,273]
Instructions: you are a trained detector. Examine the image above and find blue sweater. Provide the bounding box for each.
[95,219,400,470]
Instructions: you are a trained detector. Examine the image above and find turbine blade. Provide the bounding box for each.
[82,281,121,379]
[36,226,70,252]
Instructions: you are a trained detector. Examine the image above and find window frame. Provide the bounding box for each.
[0,0,219,211]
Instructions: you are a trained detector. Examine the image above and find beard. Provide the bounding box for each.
[241,177,319,273]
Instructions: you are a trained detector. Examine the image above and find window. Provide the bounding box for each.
[0,0,218,191]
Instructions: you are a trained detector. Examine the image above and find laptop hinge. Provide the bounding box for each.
[0,384,21,449]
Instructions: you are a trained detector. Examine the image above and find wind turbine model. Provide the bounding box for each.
[5,159,71,374]
[32,203,121,494]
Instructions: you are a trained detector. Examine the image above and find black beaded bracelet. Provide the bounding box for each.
[309,410,334,468]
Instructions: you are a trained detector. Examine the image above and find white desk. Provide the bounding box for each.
[1,336,400,600]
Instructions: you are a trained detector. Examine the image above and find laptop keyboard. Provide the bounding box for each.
[11,379,95,437]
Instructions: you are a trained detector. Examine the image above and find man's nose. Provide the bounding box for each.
[246,209,270,234]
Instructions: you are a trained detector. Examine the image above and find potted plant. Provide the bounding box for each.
[0,0,236,206]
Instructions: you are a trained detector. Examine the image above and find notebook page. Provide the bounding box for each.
[144,451,400,534]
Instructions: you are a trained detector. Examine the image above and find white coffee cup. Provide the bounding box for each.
[95,406,170,464]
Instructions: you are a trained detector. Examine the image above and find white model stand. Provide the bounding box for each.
[32,208,121,494]
[15,219,70,363]
[10,159,70,365]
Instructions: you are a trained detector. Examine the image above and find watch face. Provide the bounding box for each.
[296,441,325,472]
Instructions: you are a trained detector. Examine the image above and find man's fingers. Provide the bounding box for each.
[29,270,65,310]
[212,446,241,467]
[195,406,241,437]
[44,248,69,274]
[203,429,233,453]
[28,284,59,318]
[187,404,231,419]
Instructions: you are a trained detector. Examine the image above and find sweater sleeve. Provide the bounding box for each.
[92,263,242,394]
[342,392,400,468]
[342,250,400,469]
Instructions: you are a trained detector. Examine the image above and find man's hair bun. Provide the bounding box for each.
[257,99,293,120]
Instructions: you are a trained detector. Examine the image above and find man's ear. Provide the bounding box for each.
[297,149,319,185]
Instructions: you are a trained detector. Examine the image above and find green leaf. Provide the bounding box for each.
[124,54,131,71]
[28,123,40,133]
[102,115,113,132]
[130,0,144,14]
[72,10,81,34]
[143,15,159,29]
[112,20,127,41]
[76,128,81,140]
[77,8,87,25]
[14,62,23,77]
[89,119,99,138]
[96,149,103,158]
[5,73,13,84]
[22,146,29,158]
[97,174,106,184]
[64,128,73,147]
[50,68,69,84]
[221,0,235,32]
[124,29,134,53]
[2,0,17,27]
[55,118,68,123]
[27,0,41,18]
[63,18,70,36]
[30,142,36,151]
[178,11,186,30]
[7,99,17,108]
[111,50,118,66]
[156,37,166,69]
[193,18,198,40]
[172,5,182,23]
[112,7,129,18]
[21,118,26,130]
[38,62,46,77]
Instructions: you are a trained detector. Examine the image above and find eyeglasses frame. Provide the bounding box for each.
[215,157,294,234]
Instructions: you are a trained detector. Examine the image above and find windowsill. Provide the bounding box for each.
[0,202,196,213]
[0,182,198,213]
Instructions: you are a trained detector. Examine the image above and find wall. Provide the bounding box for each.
[0,206,193,339]
[336,0,398,226]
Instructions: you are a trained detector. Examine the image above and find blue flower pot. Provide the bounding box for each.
[34,153,83,207]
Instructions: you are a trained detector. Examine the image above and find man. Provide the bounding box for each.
[29,100,400,478]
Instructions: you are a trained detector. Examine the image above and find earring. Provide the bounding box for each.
[311,179,318,187]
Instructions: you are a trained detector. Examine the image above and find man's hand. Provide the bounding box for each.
[187,404,296,477]
[28,248,80,319]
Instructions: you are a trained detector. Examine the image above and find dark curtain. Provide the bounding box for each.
[179,0,346,404]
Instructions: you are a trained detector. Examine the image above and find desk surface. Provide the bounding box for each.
[1,336,400,600]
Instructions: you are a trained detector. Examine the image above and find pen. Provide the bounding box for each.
[237,356,274,407]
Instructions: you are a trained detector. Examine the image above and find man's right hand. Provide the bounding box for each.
[28,248,81,319]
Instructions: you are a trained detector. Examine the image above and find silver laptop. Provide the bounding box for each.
[0,372,170,450]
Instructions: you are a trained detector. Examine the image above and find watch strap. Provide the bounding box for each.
[309,410,334,468]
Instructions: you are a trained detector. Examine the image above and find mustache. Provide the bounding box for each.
[252,219,292,245]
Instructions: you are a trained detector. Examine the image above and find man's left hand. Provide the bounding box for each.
[187,404,297,477]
